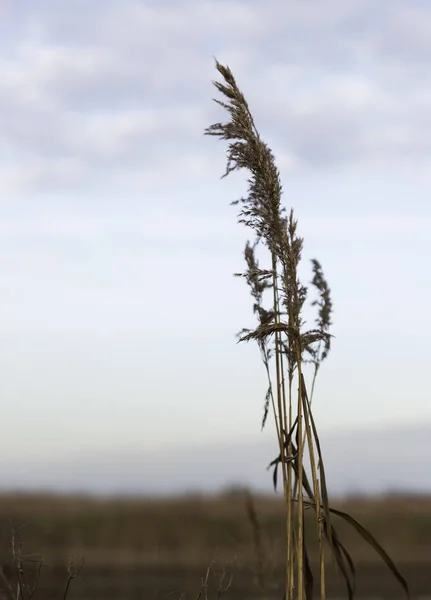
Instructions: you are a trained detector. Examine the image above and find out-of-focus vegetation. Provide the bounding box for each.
[0,491,429,599]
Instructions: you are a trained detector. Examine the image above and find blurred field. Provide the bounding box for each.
[0,490,430,599]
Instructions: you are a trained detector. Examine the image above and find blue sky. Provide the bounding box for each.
[0,0,430,493]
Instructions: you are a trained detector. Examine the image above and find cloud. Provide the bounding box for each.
[0,0,431,194]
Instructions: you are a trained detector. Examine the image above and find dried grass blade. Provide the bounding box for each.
[326,525,355,600]
[303,513,314,600]
[329,507,410,599]
[300,374,333,544]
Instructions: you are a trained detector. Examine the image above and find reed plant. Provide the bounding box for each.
[205,59,410,600]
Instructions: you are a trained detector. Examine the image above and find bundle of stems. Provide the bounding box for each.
[205,59,410,600]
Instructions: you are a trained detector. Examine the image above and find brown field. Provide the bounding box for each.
[0,490,430,599]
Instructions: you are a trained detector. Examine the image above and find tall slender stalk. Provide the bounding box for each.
[271,254,291,600]
[206,58,410,600]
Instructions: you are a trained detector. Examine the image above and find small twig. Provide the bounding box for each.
[62,555,84,600]
[195,561,213,600]
[215,561,234,600]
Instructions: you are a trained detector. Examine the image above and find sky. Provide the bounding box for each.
[0,0,430,494]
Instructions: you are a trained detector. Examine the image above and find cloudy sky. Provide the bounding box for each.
[0,0,430,493]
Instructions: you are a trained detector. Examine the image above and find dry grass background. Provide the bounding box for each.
[0,491,430,567]
[0,491,430,599]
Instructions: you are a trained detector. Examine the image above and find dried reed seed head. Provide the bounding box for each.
[206,60,333,382]
[205,60,287,262]
[311,259,333,332]
[307,259,333,364]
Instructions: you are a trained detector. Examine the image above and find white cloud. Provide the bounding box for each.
[0,0,430,193]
